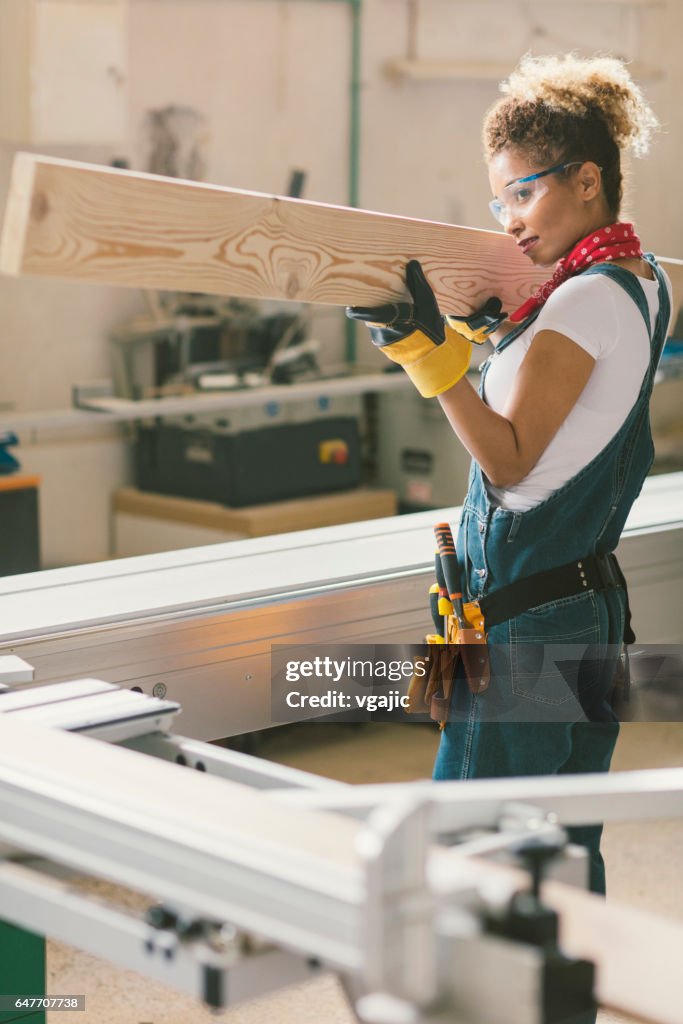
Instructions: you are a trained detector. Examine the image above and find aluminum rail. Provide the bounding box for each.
[0,861,321,1009]
[0,717,365,970]
[122,731,348,791]
[0,507,438,641]
[0,472,681,739]
[274,766,683,829]
[0,472,681,641]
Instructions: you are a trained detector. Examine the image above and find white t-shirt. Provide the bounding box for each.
[483,269,673,511]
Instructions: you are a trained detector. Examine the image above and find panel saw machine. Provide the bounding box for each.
[1,470,683,1024]
[1,663,683,1024]
[1,662,683,1024]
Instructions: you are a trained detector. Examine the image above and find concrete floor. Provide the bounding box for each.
[46,722,683,1024]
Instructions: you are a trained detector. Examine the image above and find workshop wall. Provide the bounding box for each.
[0,0,681,567]
[361,0,682,254]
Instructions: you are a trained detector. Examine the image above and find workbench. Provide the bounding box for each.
[0,473,40,575]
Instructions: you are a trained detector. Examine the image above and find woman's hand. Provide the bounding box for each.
[346,260,502,398]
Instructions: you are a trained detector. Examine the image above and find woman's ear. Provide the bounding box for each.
[577,161,603,203]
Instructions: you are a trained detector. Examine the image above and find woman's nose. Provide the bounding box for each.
[504,212,524,235]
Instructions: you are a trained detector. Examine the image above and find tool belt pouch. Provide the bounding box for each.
[406,652,433,713]
[430,688,452,723]
[427,643,460,724]
[408,604,489,721]
[406,638,458,718]
[446,601,491,696]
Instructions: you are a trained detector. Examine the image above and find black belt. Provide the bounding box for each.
[479,552,635,642]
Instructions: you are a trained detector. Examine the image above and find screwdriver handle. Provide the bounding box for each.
[429,583,444,637]
[434,552,453,617]
[434,550,447,592]
[434,523,465,626]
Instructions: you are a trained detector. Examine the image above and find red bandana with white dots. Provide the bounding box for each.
[509,222,643,323]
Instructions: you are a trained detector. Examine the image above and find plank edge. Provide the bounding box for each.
[0,151,37,276]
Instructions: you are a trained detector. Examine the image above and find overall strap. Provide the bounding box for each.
[493,305,543,355]
[482,262,649,380]
[582,255,671,385]
[478,304,543,394]
[489,255,670,373]
[580,262,652,337]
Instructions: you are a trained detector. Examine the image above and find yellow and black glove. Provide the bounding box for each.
[345,259,505,398]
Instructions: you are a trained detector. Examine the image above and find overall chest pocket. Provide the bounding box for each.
[508,591,601,706]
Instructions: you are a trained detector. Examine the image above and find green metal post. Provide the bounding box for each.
[345,0,362,363]
[0,921,46,1024]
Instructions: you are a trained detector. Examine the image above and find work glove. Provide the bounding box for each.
[345,260,505,398]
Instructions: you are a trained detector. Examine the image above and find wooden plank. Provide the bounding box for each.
[547,876,683,1024]
[1,153,681,322]
[663,258,683,323]
[432,849,683,1024]
[0,152,548,315]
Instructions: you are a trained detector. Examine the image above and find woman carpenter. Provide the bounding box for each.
[348,54,673,898]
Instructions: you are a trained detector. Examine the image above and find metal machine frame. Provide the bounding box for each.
[0,473,682,1021]
[1,670,683,1024]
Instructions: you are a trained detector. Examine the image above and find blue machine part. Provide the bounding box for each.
[0,432,20,475]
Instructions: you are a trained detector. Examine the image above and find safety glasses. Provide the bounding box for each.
[489,161,585,226]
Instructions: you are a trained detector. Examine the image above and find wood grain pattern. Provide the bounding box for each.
[2,153,681,321]
[0,152,549,314]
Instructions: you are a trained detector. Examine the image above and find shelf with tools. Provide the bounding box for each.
[0,371,412,435]
[384,59,662,82]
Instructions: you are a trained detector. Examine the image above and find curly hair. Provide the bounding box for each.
[483,54,660,217]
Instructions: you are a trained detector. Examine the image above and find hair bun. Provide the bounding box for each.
[500,53,659,157]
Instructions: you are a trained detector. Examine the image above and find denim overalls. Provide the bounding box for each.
[433,255,671,895]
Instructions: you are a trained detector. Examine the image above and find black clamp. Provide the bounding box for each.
[484,835,598,1023]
